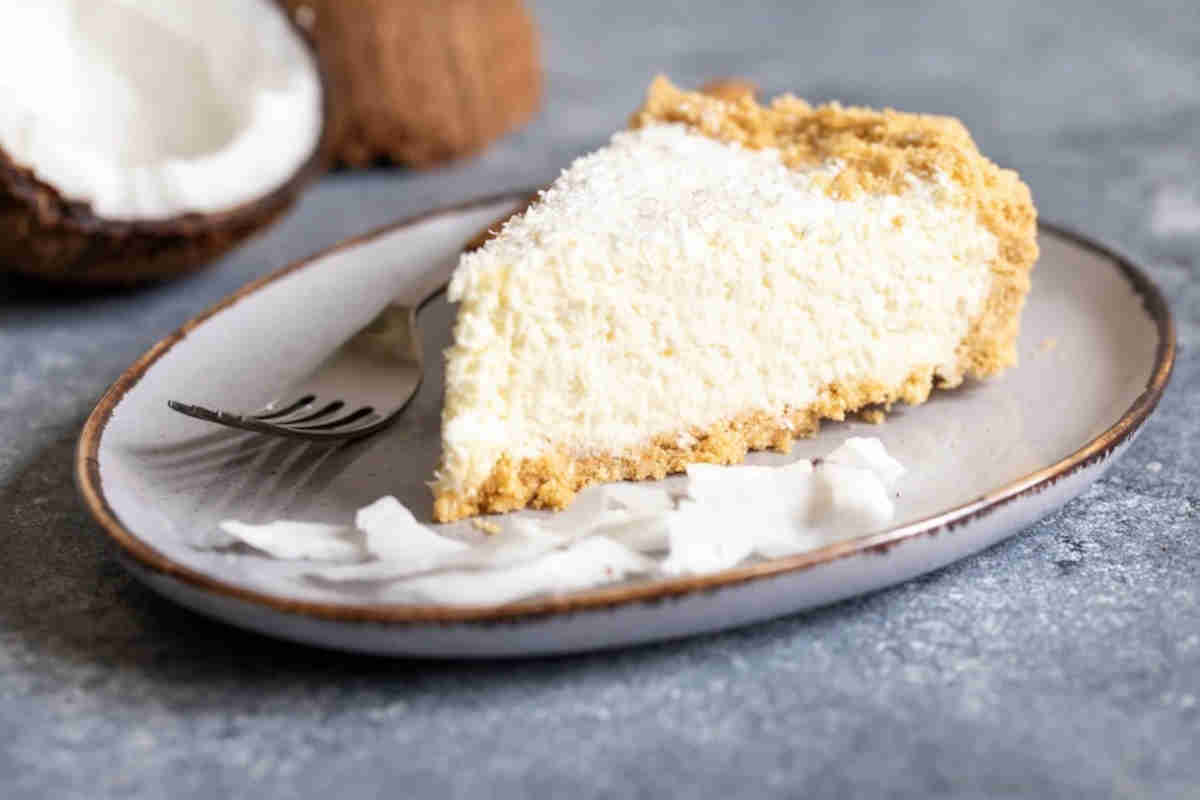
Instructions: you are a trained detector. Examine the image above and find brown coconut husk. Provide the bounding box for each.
[0,149,324,285]
[283,0,542,168]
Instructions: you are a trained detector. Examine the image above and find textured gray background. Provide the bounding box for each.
[2,1,1199,797]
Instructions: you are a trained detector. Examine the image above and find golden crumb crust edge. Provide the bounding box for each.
[434,369,936,522]
[432,77,1038,522]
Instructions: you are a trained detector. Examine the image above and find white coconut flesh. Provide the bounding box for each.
[0,0,322,221]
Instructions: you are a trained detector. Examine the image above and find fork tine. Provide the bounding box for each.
[165,245,444,443]
[167,401,281,437]
[290,407,375,431]
[168,400,242,426]
[169,399,390,441]
[253,395,317,420]
[277,400,344,425]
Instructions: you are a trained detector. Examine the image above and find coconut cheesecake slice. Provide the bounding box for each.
[432,77,1038,522]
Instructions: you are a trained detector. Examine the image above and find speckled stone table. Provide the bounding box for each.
[2,1,1198,797]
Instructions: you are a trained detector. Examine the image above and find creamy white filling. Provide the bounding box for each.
[439,124,997,494]
[0,0,321,220]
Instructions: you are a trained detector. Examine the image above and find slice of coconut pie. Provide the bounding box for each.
[431,77,1037,522]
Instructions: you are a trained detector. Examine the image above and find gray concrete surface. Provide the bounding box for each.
[2,1,1198,797]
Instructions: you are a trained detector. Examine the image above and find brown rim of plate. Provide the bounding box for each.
[74,193,1177,626]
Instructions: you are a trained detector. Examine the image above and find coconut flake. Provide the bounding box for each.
[595,483,677,515]
[660,501,754,576]
[824,437,906,486]
[530,482,678,549]
[660,438,899,573]
[567,483,678,553]
[686,458,814,517]
[386,536,654,606]
[308,519,567,582]
[588,511,673,554]
[808,463,896,533]
[356,496,469,564]
[203,438,904,602]
[215,520,363,562]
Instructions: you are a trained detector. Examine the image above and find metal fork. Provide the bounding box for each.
[168,198,531,441]
[167,252,457,442]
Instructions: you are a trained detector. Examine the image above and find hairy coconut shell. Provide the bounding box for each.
[0,13,331,286]
[0,148,328,286]
[283,0,542,167]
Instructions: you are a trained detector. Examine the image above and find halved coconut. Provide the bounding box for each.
[281,0,541,167]
[0,0,329,284]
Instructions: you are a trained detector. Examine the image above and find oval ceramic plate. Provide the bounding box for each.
[77,193,1174,657]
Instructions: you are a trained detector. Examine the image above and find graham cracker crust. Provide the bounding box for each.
[433,368,938,523]
[432,78,1038,522]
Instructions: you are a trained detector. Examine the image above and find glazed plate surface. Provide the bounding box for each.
[76,193,1174,657]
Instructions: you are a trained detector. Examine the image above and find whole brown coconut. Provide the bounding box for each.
[282,0,542,167]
